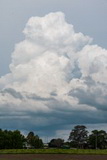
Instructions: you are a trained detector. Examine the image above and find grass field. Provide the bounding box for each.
[0,149,107,155]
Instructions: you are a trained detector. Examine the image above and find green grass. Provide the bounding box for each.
[0,149,107,155]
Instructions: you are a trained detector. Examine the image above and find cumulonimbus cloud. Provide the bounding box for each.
[0,12,107,136]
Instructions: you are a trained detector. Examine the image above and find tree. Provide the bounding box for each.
[11,130,25,149]
[88,130,107,149]
[27,131,35,148]
[0,129,5,149]
[68,125,88,149]
[0,129,25,149]
[49,138,64,148]
[27,131,43,148]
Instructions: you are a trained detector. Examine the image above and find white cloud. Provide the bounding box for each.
[0,12,107,136]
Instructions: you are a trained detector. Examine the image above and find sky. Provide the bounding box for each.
[0,0,107,140]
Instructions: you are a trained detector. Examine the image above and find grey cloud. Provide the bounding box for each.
[71,61,82,79]
[0,102,106,138]
[50,92,57,96]
[1,88,23,99]
[1,88,55,102]
[26,93,55,101]
[70,86,107,111]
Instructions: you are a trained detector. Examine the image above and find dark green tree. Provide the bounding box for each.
[27,131,43,148]
[11,130,25,149]
[68,125,88,149]
[0,129,25,149]
[88,130,107,149]
[0,129,4,149]
[27,131,35,148]
[49,138,64,148]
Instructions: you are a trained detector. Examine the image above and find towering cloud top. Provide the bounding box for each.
[0,12,107,135]
[23,12,91,48]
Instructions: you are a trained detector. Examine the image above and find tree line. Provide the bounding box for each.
[0,129,43,149]
[0,125,107,149]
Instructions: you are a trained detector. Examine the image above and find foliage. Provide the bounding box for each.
[0,129,43,149]
[0,125,107,150]
[88,130,107,149]
[26,131,43,149]
[0,129,25,149]
[68,125,88,149]
[49,138,64,148]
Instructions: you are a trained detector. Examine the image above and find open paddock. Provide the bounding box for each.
[0,154,107,160]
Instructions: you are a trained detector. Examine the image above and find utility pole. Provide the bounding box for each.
[95,134,97,149]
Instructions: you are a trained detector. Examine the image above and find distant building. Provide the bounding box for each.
[43,143,49,149]
[23,142,34,149]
